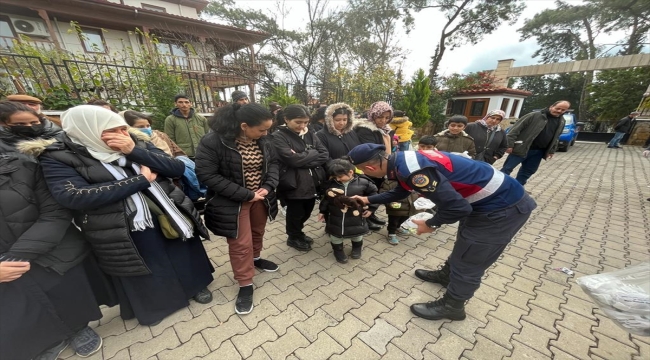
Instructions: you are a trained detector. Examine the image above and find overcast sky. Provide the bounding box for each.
[226,0,631,79]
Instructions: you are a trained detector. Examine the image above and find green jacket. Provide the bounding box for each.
[164,108,209,157]
[379,179,420,217]
[434,130,477,158]
[506,109,565,157]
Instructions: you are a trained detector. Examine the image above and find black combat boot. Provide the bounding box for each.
[414,261,450,287]
[368,214,386,225]
[368,222,382,231]
[331,243,348,264]
[410,292,466,321]
[303,234,314,244]
[350,240,363,259]
[287,236,311,251]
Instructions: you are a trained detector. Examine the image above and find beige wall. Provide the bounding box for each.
[53,20,141,56]
[118,0,199,18]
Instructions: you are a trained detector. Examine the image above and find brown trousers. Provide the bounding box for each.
[227,200,268,286]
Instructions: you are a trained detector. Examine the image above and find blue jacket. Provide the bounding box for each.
[368,150,525,227]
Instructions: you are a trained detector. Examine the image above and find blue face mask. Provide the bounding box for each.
[139,128,153,137]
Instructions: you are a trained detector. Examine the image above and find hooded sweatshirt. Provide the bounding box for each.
[163,108,209,157]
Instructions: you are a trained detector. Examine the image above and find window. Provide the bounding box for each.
[80,28,106,53]
[156,41,188,69]
[500,98,510,112]
[510,99,520,117]
[142,3,167,12]
[450,100,467,115]
[470,100,486,117]
[0,16,16,50]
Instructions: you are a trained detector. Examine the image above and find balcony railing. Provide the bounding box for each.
[162,55,264,76]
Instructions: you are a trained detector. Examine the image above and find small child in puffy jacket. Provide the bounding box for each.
[380,179,421,245]
[318,159,378,264]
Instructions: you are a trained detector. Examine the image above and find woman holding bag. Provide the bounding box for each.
[272,105,329,252]
[32,105,214,326]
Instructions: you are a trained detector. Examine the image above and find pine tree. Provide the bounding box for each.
[397,69,431,127]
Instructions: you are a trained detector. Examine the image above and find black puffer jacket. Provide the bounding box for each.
[272,126,329,199]
[316,103,361,161]
[354,119,394,149]
[195,133,279,239]
[319,175,378,238]
[0,141,89,275]
[22,133,208,277]
[465,122,508,164]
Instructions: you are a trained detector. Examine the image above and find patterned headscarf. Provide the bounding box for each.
[367,101,394,134]
[477,109,506,131]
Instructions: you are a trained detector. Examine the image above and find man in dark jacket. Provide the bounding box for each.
[607,111,640,149]
[501,101,569,186]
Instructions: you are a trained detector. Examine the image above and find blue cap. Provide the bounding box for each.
[347,143,386,165]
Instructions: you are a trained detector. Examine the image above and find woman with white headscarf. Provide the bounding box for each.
[27,105,214,326]
[465,109,508,164]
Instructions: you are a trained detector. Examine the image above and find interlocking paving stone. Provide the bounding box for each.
[358,318,403,355]
[63,144,650,360]
[392,322,438,360]
[129,327,180,360]
[324,313,370,348]
[549,325,596,360]
[476,316,519,350]
[231,321,278,358]
[294,332,344,360]
[462,334,511,360]
[261,326,310,360]
[330,338,381,360]
[157,333,209,360]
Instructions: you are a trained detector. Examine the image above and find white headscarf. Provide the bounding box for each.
[61,105,126,163]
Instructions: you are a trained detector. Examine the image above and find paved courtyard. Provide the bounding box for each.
[60,142,650,360]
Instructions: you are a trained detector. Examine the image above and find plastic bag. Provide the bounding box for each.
[576,262,650,336]
[400,212,434,234]
[413,198,436,210]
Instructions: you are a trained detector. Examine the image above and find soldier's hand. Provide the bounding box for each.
[412,219,435,235]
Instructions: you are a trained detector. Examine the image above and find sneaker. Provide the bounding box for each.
[235,285,254,315]
[387,234,399,245]
[254,258,279,272]
[70,326,102,358]
[193,288,213,304]
[33,340,69,360]
[280,206,287,217]
[396,228,410,236]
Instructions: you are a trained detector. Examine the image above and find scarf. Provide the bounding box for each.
[102,158,194,238]
[62,105,127,163]
[367,101,394,135]
[477,109,506,132]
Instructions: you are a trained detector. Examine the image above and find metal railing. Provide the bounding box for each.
[0,52,263,113]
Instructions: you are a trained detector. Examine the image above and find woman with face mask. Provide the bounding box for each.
[29,105,215,327]
[272,105,329,253]
[121,110,186,158]
[0,101,114,359]
[121,110,206,202]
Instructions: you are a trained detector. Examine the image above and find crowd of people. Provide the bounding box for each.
[0,90,642,359]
